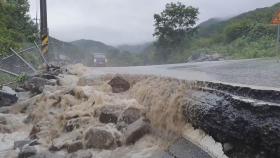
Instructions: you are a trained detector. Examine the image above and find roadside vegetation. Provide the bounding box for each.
[139,2,280,64]
[0,0,37,58]
[0,1,279,66]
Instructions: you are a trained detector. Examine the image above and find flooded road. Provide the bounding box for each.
[90,58,280,89]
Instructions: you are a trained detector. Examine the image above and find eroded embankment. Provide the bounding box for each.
[1,64,279,158]
[126,75,280,158]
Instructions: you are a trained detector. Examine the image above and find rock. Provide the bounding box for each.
[24,114,34,124]
[83,126,115,149]
[167,138,212,158]
[183,81,280,157]
[120,107,141,124]
[23,77,55,94]
[46,64,63,76]
[36,74,58,80]
[99,106,122,124]
[2,86,16,95]
[15,87,26,92]
[0,116,7,125]
[0,90,18,107]
[108,76,130,93]
[0,106,10,113]
[223,143,234,153]
[64,118,81,132]
[66,140,83,153]
[50,131,83,152]
[67,150,92,158]
[14,140,32,150]
[29,125,41,140]
[124,118,150,145]
[18,146,37,158]
[0,124,11,133]
[29,151,65,158]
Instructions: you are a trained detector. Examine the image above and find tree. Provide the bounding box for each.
[0,0,36,57]
[153,2,199,63]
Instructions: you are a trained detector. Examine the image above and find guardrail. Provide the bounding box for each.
[0,42,48,86]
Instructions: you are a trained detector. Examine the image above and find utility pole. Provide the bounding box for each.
[40,0,49,55]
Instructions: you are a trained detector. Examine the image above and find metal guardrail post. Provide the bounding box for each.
[34,41,48,64]
[10,48,37,73]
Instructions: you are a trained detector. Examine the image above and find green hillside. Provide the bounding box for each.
[0,0,37,57]
[185,2,280,60]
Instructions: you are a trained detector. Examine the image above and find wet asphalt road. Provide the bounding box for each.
[90,58,280,89]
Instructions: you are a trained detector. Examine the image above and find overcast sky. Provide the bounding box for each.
[28,0,280,45]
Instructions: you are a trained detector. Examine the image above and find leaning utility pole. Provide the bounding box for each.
[40,0,49,55]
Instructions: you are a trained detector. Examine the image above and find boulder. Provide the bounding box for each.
[18,146,37,158]
[49,131,83,152]
[2,86,16,95]
[14,140,32,150]
[66,140,83,153]
[0,115,7,125]
[99,106,122,124]
[29,125,41,140]
[0,90,18,107]
[120,107,141,125]
[108,76,130,93]
[64,118,81,132]
[67,150,92,158]
[23,77,56,94]
[124,118,150,145]
[46,64,63,76]
[15,87,26,92]
[83,126,115,149]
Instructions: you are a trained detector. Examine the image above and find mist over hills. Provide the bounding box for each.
[117,42,153,54]
[48,2,280,65]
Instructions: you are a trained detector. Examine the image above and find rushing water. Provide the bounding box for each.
[1,64,227,158]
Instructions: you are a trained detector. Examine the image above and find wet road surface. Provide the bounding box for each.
[90,58,280,89]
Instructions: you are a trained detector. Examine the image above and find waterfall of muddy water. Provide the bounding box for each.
[128,76,228,158]
[1,64,226,158]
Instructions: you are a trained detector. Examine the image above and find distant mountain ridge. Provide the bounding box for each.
[117,42,153,54]
[70,39,118,55]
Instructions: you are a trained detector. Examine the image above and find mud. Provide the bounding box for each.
[2,63,278,158]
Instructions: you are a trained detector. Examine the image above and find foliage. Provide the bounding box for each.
[153,2,199,63]
[0,0,37,57]
[143,2,280,64]
[16,73,27,83]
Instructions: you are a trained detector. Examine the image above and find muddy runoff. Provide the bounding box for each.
[1,64,279,158]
